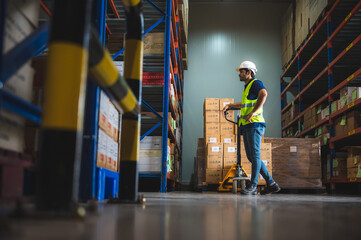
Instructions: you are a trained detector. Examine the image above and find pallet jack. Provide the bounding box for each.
[218,108,251,194]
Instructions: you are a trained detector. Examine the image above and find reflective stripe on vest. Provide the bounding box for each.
[238,79,265,126]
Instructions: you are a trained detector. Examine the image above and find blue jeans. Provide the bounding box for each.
[242,126,274,186]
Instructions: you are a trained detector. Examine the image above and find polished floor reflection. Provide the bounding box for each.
[2,192,361,240]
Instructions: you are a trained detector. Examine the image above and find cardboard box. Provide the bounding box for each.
[220,123,234,136]
[333,158,347,178]
[10,0,40,27]
[295,0,310,49]
[206,156,223,169]
[224,143,237,157]
[335,114,348,136]
[99,90,109,131]
[106,137,118,171]
[331,100,338,113]
[340,86,356,98]
[139,149,162,172]
[264,138,321,188]
[346,110,361,132]
[144,32,165,54]
[140,136,162,149]
[207,143,223,156]
[281,3,295,67]
[347,166,361,179]
[343,146,361,158]
[97,128,107,168]
[321,107,329,120]
[204,111,220,123]
[113,61,124,76]
[223,156,237,169]
[309,0,327,29]
[204,98,219,111]
[347,156,361,169]
[352,88,361,102]
[3,63,34,102]
[219,98,234,110]
[339,95,348,109]
[204,123,220,136]
[105,134,114,170]
[4,2,35,53]
[0,109,25,152]
[333,169,347,178]
[221,135,236,144]
[108,102,120,141]
[206,169,222,184]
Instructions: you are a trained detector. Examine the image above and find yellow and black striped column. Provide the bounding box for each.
[118,0,143,202]
[36,0,92,211]
[88,27,139,117]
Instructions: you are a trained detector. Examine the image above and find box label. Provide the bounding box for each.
[224,138,232,143]
[212,147,220,152]
[228,147,236,153]
[290,146,297,152]
[210,138,217,143]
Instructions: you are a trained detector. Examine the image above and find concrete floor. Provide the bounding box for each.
[2,192,361,240]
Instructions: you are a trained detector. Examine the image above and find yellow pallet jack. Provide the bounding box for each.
[218,108,250,194]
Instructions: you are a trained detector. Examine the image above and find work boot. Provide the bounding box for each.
[260,182,281,195]
[240,183,258,195]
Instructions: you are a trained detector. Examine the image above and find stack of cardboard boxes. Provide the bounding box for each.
[96,91,122,172]
[281,3,295,67]
[281,0,328,68]
[329,147,361,180]
[139,136,162,172]
[281,103,300,137]
[204,98,235,184]
[346,147,361,179]
[0,0,39,153]
[195,138,206,189]
[265,138,322,188]
[331,87,361,137]
[139,136,176,174]
[203,98,272,186]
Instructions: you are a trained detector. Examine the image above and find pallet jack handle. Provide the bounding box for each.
[224,108,238,125]
[224,108,242,173]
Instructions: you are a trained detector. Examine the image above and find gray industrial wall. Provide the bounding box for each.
[182,2,288,185]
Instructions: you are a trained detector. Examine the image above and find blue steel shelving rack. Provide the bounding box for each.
[0,0,119,201]
[280,0,361,190]
[0,0,184,199]
[103,0,184,193]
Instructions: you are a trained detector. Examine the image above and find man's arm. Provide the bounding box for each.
[244,89,267,123]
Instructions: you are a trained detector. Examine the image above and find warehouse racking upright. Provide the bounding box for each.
[106,0,186,192]
[280,0,361,190]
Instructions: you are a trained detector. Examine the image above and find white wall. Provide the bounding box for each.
[182,2,288,184]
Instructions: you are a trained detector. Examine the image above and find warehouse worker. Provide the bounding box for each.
[223,61,280,195]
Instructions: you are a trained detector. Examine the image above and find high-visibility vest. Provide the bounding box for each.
[238,79,265,126]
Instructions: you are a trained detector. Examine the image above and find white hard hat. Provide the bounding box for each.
[236,61,257,75]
